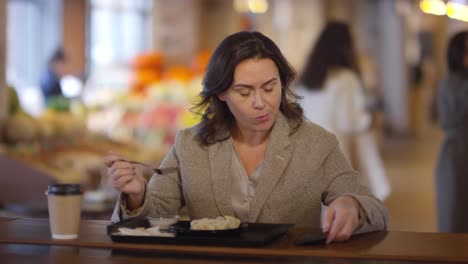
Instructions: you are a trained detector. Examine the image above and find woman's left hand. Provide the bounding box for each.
[322,195,361,244]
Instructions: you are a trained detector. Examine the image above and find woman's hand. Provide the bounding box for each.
[104,151,146,209]
[322,195,361,244]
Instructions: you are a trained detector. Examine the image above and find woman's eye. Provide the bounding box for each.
[264,86,274,92]
[239,89,250,96]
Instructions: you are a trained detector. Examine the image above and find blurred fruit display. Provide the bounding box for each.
[8,86,20,115]
[130,53,164,96]
[86,50,211,149]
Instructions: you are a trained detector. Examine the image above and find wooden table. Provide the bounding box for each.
[0,218,467,263]
[0,217,17,224]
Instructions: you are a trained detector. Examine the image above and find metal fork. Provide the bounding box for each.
[127,160,181,186]
[125,160,178,175]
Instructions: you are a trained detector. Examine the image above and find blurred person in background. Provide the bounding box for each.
[105,31,388,243]
[297,21,390,201]
[436,31,468,233]
[40,48,67,101]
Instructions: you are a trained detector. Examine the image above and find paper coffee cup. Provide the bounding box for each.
[46,184,83,240]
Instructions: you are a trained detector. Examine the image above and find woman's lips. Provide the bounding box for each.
[255,113,270,122]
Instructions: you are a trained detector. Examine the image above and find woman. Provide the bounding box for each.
[436,31,468,233]
[297,21,390,201]
[105,31,388,243]
[297,21,370,161]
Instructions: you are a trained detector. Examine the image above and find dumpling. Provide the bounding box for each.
[225,216,241,229]
[191,219,215,230]
[190,216,241,230]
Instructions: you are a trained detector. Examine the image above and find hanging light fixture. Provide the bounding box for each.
[419,0,446,15]
[446,1,468,22]
[248,0,268,14]
[233,0,250,13]
[233,0,268,14]
[419,0,468,22]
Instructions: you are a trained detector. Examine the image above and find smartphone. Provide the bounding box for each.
[295,232,327,245]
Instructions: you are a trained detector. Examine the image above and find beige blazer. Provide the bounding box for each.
[112,113,388,233]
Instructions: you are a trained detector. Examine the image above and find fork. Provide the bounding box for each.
[129,160,181,186]
[124,160,178,175]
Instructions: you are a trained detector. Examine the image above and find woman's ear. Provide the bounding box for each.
[217,92,226,102]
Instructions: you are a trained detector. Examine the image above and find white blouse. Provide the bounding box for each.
[230,142,263,223]
[297,69,371,159]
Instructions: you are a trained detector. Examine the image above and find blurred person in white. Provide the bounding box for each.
[104,31,388,244]
[297,21,390,201]
[436,31,468,233]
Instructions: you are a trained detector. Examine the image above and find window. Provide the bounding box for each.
[88,0,153,70]
[6,0,63,115]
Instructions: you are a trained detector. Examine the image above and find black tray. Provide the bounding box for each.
[107,219,292,247]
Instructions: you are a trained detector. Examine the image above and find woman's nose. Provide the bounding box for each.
[252,90,265,109]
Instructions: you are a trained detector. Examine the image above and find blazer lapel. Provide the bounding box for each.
[249,114,293,222]
[208,137,234,217]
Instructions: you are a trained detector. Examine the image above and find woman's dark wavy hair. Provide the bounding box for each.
[299,21,361,90]
[447,31,468,74]
[191,31,303,146]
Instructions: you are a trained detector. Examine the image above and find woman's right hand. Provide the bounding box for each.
[104,151,146,207]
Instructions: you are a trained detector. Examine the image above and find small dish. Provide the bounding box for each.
[147,215,180,230]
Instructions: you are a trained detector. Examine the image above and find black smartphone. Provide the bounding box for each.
[295,232,327,245]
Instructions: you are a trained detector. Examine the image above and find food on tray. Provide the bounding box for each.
[190,216,241,231]
[147,215,180,229]
[117,226,175,237]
